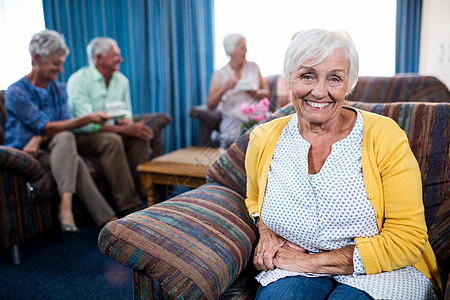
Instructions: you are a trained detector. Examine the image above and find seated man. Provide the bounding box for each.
[67,37,153,215]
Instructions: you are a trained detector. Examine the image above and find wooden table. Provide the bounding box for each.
[137,146,224,206]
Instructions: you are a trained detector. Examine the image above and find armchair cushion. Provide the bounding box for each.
[98,183,258,299]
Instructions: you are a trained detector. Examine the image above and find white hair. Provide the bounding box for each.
[284,28,359,92]
[223,33,245,56]
[29,29,69,64]
[87,37,118,65]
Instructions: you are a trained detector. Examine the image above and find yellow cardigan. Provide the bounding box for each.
[244,108,442,295]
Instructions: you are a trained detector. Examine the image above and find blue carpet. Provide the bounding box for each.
[0,220,133,300]
[0,185,191,299]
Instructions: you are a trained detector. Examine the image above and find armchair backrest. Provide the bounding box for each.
[347,74,450,103]
[207,101,449,274]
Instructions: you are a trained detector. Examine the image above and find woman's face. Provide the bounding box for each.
[230,38,247,63]
[289,48,350,126]
[35,50,66,82]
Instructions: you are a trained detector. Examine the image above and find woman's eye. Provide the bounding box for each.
[330,76,341,82]
[302,74,313,80]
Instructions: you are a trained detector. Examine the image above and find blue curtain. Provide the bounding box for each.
[43,0,215,152]
[396,0,422,73]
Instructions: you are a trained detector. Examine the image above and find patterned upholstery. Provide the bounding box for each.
[0,90,171,263]
[99,99,449,299]
[0,91,59,249]
[99,183,258,299]
[347,74,450,103]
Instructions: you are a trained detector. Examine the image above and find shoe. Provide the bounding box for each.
[61,223,79,232]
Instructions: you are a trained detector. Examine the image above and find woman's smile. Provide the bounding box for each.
[305,100,331,109]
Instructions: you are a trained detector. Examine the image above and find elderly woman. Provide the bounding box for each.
[4,30,117,231]
[245,28,441,299]
[206,33,269,147]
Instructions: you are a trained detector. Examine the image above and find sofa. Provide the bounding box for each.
[99,100,449,299]
[190,74,450,147]
[0,90,172,264]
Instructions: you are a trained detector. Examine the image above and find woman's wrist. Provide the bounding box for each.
[314,245,355,275]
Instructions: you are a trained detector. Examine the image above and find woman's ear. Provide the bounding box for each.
[32,53,41,65]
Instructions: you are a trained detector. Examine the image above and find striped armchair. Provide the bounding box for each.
[0,90,171,264]
[99,101,449,299]
[0,91,59,265]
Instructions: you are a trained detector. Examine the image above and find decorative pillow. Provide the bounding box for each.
[98,183,258,299]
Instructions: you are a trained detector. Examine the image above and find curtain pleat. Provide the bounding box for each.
[43,0,214,152]
[396,0,422,73]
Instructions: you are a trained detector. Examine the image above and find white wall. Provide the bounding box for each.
[214,0,396,77]
[0,0,45,90]
[419,0,450,89]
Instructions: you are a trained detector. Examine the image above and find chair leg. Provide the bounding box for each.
[10,244,21,265]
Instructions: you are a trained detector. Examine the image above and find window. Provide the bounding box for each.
[214,0,396,77]
[0,0,45,90]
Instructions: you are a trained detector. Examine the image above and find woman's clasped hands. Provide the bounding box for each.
[254,219,307,272]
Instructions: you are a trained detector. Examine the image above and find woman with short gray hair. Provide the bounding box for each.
[206,33,269,148]
[246,28,440,299]
[28,29,70,63]
[4,29,118,232]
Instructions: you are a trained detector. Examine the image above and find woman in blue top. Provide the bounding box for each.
[4,30,117,231]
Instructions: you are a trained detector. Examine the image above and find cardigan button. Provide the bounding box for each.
[368,194,374,199]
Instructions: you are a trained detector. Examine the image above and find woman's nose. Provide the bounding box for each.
[311,80,327,99]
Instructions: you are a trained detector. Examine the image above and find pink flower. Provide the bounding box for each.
[254,113,265,122]
[239,102,250,114]
[256,97,270,113]
[240,102,256,116]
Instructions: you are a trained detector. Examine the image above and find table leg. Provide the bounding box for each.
[140,172,156,206]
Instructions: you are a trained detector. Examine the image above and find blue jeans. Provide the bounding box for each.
[255,276,374,300]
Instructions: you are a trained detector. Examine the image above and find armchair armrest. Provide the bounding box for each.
[98,183,258,299]
[133,112,172,157]
[0,145,45,181]
[189,105,222,146]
